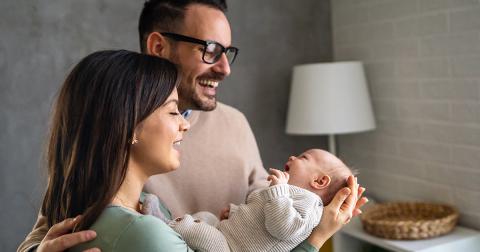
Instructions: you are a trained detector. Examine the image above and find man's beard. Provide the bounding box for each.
[178,84,217,111]
[192,91,217,111]
[172,52,219,111]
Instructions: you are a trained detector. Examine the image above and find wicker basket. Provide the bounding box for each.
[360,202,459,240]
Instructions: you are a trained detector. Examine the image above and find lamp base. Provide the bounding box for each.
[328,134,337,156]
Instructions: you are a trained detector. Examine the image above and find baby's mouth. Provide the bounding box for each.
[173,139,182,148]
[284,164,290,172]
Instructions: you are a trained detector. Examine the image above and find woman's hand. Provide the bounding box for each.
[37,216,100,252]
[306,176,367,249]
[353,186,367,217]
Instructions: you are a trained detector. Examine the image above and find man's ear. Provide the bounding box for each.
[146,32,170,57]
[310,175,331,190]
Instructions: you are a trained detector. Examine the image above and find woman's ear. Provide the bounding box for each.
[131,133,139,145]
[310,175,331,190]
[131,123,144,145]
[146,32,170,57]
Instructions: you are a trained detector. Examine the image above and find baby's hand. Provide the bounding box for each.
[219,207,230,220]
[267,168,290,186]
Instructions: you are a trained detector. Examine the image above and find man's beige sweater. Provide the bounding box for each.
[17,102,269,252]
[145,102,269,218]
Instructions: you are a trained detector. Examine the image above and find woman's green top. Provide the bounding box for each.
[70,203,319,252]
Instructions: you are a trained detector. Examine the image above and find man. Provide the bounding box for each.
[138,0,270,219]
[18,1,269,251]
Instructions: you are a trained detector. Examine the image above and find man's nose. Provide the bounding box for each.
[211,53,231,77]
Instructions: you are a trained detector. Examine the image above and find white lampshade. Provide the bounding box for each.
[286,61,376,135]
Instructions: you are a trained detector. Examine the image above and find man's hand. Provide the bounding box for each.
[37,216,100,252]
[267,168,289,186]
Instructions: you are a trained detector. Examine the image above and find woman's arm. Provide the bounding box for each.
[114,215,194,252]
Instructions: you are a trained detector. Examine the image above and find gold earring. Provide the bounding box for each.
[132,137,138,145]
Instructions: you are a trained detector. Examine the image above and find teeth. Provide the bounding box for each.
[199,79,219,88]
[173,141,181,146]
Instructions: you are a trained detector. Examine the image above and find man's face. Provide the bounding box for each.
[169,4,232,111]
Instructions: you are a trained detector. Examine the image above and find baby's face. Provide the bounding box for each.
[285,149,346,191]
[284,149,325,190]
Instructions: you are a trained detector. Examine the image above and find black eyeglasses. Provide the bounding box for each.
[161,32,239,65]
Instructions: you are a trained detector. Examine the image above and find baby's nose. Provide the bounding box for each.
[288,156,296,161]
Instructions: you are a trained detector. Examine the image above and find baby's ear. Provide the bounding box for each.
[311,175,331,190]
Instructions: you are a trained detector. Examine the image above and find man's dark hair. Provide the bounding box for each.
[138,0,227,52]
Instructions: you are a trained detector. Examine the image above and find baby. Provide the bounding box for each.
[169,149,354,252]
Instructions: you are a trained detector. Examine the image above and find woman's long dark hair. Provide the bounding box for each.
[41,50,178,230]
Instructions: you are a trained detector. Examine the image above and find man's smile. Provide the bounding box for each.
[198,79,219,88]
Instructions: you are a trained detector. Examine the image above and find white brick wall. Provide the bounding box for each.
[332,0,480,229]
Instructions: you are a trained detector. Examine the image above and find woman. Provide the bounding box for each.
[40,50,366,252]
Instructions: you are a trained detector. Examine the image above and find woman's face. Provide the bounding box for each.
[130,88,190,176]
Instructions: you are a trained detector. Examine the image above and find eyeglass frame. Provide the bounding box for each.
[160,32,239,65]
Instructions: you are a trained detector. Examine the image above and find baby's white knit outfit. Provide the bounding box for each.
[170,184,323,252]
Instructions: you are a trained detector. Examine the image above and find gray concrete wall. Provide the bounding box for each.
[332,0,480,230]
[0,0,331,250]
[225,0,332,169]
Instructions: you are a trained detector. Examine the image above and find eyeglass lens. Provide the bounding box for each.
[225,48,236,64]
[203,43,236,64]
